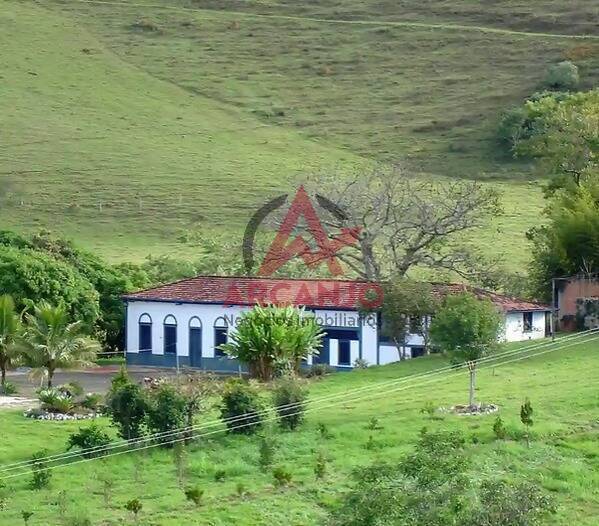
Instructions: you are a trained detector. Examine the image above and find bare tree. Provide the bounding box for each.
[304,165,502,281]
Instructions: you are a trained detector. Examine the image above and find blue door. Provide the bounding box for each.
[189,327,202,368]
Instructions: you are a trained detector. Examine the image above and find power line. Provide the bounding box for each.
[2,331,581,472]
[2,330,596,473]
[2,330,597,478]
[4,331,597,481]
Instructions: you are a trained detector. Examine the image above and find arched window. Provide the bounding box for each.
[214,316,228,357]
[138,313,152,352]
[163,315,177,355]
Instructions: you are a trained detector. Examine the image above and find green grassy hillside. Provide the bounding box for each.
[0,337,598,525]
[2,1,597,267]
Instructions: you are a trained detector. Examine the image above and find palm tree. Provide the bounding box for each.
[23,302,100,387]
[0,294,22,391]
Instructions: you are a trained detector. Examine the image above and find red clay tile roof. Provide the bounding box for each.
[124,276,550,313]
[430,283,551,313]
[123,275,382,310]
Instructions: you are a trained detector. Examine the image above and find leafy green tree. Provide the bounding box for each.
[370,278,435,359]
[514,89,598,195]
[429,293,503,407]
[0,295,22,391]
[220,305,324,381]
[0,245,100,329]
[22,302,100,387]
[528,183,599,300]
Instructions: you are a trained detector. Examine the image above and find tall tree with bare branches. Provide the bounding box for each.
[304,166,502,281]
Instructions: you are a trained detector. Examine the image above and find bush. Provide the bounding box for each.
[272,376,307,431]
[352,358,369,369]
[220,379,263,435]
[105,372,147,440]
[214,469,226,482]
[124,498,142,521]
[146,383,186,445]
[30,450,51,489]
[258,435,277,472]
[184,486,204,506]
[67,423,111,458]
[492,415,507,440]
[314,451,327,479]
[37,388,74,414]
[0,382,17,395]
[497,106,528,148]
[58,381,83,398]
[543,61,579,91]
[305,363,333,378]
[80,392,104,412]
[272,466,293,487]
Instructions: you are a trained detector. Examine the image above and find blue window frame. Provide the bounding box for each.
[138,313,152,352]
[164,315,177,354]
[214,327,228,357]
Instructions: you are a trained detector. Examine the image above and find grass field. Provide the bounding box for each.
[0,336,598,525]
[3,1,597,268]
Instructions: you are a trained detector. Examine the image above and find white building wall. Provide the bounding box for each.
[127,301,250,358]
[126,301,375,365]
[504,311,547,342]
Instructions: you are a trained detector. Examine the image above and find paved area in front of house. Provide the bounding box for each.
[4,366,179,399]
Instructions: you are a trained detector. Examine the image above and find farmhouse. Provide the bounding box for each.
[123,276,551,372]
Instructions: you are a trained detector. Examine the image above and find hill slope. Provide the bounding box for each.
[1,338,598,524]
[3,0,598,267]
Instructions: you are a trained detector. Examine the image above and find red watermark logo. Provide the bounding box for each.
[232,186,383,310]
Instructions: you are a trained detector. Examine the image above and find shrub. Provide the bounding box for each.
[37,388,75,414]
[366,417,382,430]
[65,516,92,526]
[30,450,51,489]
[305,363,333,378]
[420,401,437,419]
[124,498,142,522]
[214,469,226,482]
[220,379,263,435]
[184,486,204,507]
[543,61,579,91]
[105,372,147,440]
[0,382,17,395]
[272,466,292,487]
[273,376,307,431]
[80,392,104,412]
[67,423,111,458]
[497,106,527,148]
[353,358,369,369]
[146,383,186,445]
[21,511,33,525]
[317,422,332,439]
[314,451,327,479]
[58,381,83,398]
[258,435,277,472]
[492,415,507,440]
[521,398,534,447]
